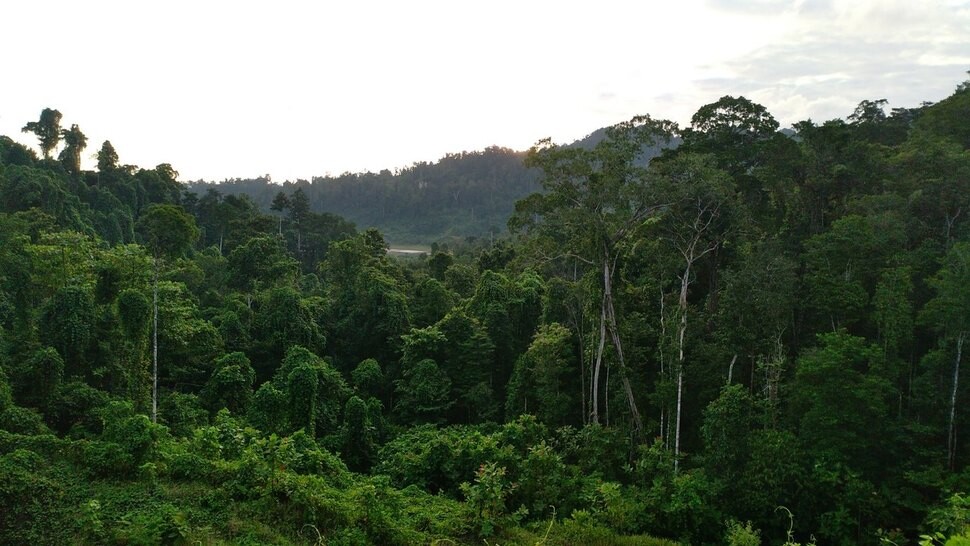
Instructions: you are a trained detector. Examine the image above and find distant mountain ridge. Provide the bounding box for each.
[186,127,679,244]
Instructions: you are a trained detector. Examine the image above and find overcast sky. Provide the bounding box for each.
[2,0,968,181]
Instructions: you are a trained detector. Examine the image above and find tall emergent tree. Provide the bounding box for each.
[59,124,88,176]
[97,140,119,173]
[135,204,200,422]
[511,115,676,434]
[651,152,736,469]
[270,191,289,236]
[21,108,63,159]
[289,187,310,253]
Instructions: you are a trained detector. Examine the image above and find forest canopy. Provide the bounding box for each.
[1,76,970,545]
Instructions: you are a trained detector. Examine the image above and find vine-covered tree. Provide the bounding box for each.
[135,204,200,422]
[58,124,87,176]
[21,108,63,159]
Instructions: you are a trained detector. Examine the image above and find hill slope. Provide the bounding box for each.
[188,146,539,244]
[186,128,680,244]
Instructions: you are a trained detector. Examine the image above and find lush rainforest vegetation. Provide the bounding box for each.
[185,146,540,245]
[186,127,673,245]
[2,78,970,545]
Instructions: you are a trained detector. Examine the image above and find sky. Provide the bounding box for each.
[2,0,969,182]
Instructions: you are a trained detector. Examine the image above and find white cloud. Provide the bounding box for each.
[687,0,970,126]
[1,0,967,180]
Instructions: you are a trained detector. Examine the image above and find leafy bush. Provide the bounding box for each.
[0,404,48,434]
[81,439,134,477]
[460,462,520,537]
[0,449,66,543]
[377,424,509,495]
[112,502,190,545]
[725,520,762,546]
[160,391,208,437]
[47,380,111,437]
[99,401,165,466]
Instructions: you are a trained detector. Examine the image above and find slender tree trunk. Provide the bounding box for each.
[675,365,684,472]
[569,259,590,425]
[763,333,784,428]
[591,300,607,424]
[949,332,964,469]
[579,327,588,426]
[606,304,642,433]
[945,208,961,248]
[674,260,692,473]
[659,287,667,447]
[605,355,611,427]
[602,258,644,436]
[751,357,756,394]
[152,257,159,423]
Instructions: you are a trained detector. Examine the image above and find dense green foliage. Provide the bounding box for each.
[186,130,676,246]
[187,146,539,244]
[2,79,970,545]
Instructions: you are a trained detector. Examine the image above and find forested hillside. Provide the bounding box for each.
[1,79,970,546]
[185,129,681,245]
[187,146,540,244]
